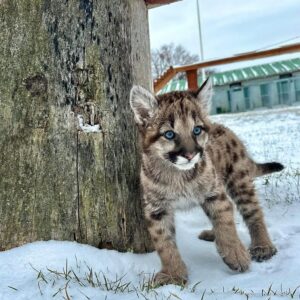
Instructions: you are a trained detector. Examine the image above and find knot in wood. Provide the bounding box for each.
[24,73,48,97]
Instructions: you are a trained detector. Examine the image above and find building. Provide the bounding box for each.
[159,58,300,114]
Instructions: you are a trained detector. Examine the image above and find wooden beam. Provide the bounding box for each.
[153,67,176,93]
[186,70,198,90]
[175,43,300,73]
[153,42,300,93]
[145,0,180,8]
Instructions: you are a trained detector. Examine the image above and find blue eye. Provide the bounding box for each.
[164,130,175,140]
[193,126,202,136]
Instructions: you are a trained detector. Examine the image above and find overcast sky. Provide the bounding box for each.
[148,0,300,71]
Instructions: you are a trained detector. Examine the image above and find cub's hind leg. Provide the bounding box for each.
[145,204,187,286]
[198,201,215,242]
[227,175,277,262]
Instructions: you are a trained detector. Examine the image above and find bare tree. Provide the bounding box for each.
[151,43,199,79]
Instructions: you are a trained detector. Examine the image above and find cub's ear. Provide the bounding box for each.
[195,77,213,115]
[130,85,158,125]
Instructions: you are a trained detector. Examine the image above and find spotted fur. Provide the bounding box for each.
[130,79,283,286]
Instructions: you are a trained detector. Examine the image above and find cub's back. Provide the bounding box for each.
[206,123,256,182]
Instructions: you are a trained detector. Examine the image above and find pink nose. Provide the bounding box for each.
[183,152,196,161]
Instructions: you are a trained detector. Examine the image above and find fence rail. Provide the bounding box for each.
[153,42,300,93]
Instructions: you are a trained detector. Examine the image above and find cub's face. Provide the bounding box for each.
[144,98,208,170]
[130,79,212,171]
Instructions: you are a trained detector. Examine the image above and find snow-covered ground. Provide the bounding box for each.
[1,106,300,300]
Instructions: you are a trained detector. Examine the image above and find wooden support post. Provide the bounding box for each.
[0,0,153,252]
[186,70,198,90]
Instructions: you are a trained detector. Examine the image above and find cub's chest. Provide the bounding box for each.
[169,188,205,211]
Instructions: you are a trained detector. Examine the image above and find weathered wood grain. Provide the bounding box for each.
[0,0,153,252]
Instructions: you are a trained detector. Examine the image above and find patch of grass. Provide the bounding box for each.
[30,259,161,299]
[29,260,300,299]
[260,166,300,207]
[224,284,300,299]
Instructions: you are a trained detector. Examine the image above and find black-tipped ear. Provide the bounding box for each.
[195,77,213,115]
[130,85,158,125]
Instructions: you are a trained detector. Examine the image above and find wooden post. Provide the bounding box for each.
[0,0,153,253]
[186,70,198,90]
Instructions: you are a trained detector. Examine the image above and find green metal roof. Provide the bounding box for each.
[159,57,300,94]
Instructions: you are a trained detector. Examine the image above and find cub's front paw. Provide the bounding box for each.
[153,271,187,287]
[219,243,251,272]
[250,244,277,262]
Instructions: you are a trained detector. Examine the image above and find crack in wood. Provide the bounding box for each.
[70,67,101,128]
[75,130,81,241]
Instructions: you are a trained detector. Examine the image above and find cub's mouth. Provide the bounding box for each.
[166,149,203,170]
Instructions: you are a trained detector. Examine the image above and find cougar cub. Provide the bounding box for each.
[130,79,283,286]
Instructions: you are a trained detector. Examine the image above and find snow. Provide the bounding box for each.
[260,67,268,76]
[1,106,300,300]
[78,115,101,133]
[232,73,239,81]
[241,70,249,79]
[270,64,281,73]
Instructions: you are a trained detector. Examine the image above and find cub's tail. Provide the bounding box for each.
[255,162,284,177]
